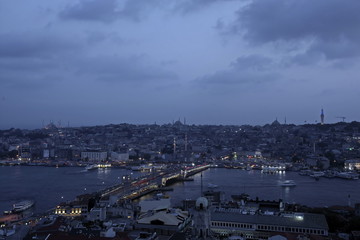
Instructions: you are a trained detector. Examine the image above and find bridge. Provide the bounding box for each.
[161,164,210,186]
[101,164,210,199]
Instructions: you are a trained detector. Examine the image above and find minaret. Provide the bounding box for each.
[173,137,176,160]
[320,109,324,125]
[200,171,203,197]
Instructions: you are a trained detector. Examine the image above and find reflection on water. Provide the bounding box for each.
[1,167,360,214]
[166,168,360,208]
[0,166,145,214]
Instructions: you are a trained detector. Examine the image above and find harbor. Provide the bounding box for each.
[2,165,360,216]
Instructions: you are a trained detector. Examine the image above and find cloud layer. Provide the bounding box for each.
[0,0,360,128]
[234,0,360,60]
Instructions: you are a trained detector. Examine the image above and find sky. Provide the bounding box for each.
[1,0,360,129]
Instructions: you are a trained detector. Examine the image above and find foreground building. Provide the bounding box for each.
[136,208,191,236]
[210,208,328,239]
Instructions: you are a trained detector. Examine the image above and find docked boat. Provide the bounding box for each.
[299,169,312,176]
[279,180,296,187]
[337,172,359,180]
[309,171,325,178]
[98,163,111,168]
[207,183,218,189]
[262,166,278,174]
[12,200,35,212]
[85,164,99,171]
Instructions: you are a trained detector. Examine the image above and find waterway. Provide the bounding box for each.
[1,166,360,215]
[165,168,360,208]
[0,166,144,214]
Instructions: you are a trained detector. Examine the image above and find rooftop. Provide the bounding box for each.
[211,210,328,230]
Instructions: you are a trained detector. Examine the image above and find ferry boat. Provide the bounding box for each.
[309,171,325,178]
[12,200,35,212]
[98,163,111,168]
[261,166,278,174]
[208,183,218,189]
[299,169,312,176]
[279,180,296,187]
[337,172,359,180]
[85,164,98,171]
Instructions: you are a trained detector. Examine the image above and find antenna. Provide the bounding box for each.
[335,116,346,122]
[200,171,203,197]
[173,137,176,160]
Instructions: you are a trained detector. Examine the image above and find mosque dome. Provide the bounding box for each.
[196,197,208,210]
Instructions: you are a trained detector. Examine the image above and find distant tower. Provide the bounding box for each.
[320,109,325,125]
[173,137,176,160]
[200,172,203,197]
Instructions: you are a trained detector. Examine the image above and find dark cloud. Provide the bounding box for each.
[75,55,177,84]
[174,0,233,14]
[59,0,239,23]
[230,55,273,71]
[0,32,80,88]
[232,0,360,60]
[309,38,360,59]
[59,0,164,23]
[60,0,120,23]
[197,70,277,86]
[195,55,279,89]
[0,33,79,58]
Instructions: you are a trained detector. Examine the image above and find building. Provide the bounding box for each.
[55,203,86,217]
[320,109,325,125]
[88,207,107,221]
[55,194,93,217]
[210,208,328,239]
[345,159,360,171]
[136,209,191,236]
[81,151,108,162]
[110,152,129,161]
[19,145,31,160]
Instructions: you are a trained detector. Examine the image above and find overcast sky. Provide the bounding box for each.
[1,0,359,129]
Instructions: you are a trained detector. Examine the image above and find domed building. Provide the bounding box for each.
[196,197,209,210]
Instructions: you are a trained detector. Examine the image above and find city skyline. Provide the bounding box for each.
[1,0,360,129]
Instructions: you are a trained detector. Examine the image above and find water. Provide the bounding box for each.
[1,166,360,214]
[0,166,144,214]
[165,168,360,208]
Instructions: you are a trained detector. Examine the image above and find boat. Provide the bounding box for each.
[12,200,35,212]
[324,171,337,178]
[98,163,111,168]
[309,171,325,178]
[279,180,296,187]
[0,226,16,237]
[207,183,218,189]
[85,164,99,171]
[262,166,278,174]
[337,172,359,180]
[299,169,312,176]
